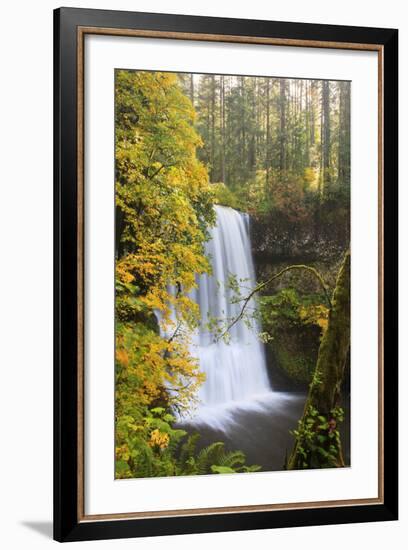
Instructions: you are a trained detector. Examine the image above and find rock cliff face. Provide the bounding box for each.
[250,208,349,267]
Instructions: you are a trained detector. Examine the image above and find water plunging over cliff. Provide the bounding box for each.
[188,205,272,426]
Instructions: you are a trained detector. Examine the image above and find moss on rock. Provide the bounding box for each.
[269,326,320,387]
[259,288,327,388]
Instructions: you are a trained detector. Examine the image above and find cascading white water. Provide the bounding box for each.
[188,205,272,423]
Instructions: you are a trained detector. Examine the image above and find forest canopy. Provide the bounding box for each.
[179,73,350,215]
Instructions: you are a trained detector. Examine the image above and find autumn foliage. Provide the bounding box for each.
[115,71,217,477]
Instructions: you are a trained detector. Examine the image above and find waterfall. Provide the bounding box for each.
[188,205,272,425]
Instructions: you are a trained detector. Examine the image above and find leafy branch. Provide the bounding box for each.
[219,264,332,340]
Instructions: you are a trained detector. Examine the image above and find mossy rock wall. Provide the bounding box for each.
[266,325,321,390]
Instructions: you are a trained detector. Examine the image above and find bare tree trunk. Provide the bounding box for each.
[310,80,317,146]
[318,82,324,197]
[279,79,287,173]
[338,81,351,186]
[305,80,311,167]
[220,75,226,184]
[210,75,216,180]
[240,77,246,165]
[322,80,331,194]
[265,78,271,186]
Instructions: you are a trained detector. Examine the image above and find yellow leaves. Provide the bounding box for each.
[299,304,329,334]
[167,355,196,373]
[114,69,216,450]
[141,341,166,371]
[115,316,204,416]
[126,422,144,432]
[316,317,329,332]
[142,380,161,401]
[116,260,135,284]
[116,445,130,461]
[116,348,129,367]
[141,290,166,312]
[148,429,170,450]
[303,166,319,190]
[117,251,165,286]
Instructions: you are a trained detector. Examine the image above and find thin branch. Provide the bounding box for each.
[147,163,167,180]
[220,264,332,340]
[165,282,183,343]
[147,155,176,180]
[167,319,182,344]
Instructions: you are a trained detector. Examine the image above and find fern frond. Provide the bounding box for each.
[177,433,200,469]
[218,450,246,469]
[196,442,225,474]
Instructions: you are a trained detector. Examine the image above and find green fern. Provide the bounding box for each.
[196,442,226,474]
[177,433,200,474]
[177,439,261,476]
[217,450,246,469]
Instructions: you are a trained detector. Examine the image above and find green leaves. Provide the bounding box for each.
[211,465,236,474]
[288,406,345,470]
[116,460,132,477]
[260,288,329,333]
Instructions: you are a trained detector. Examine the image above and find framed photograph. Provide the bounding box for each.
[54,7,398,542]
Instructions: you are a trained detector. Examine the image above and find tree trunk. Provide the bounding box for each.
[210,75,216,180]
[310,80,317,146]
[318,85,324,197]
[322,80,331,194]
[287,250,350,470]
[305,80,310,167]
[220,75,226,184]
[240,77,246,169]
[338,81,350,186]
[279,79,287,173]
[265,78,271,185]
